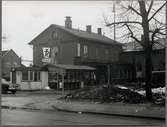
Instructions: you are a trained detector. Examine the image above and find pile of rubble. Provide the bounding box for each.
[65,85,145,104]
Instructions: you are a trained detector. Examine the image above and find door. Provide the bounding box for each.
[12,71,16,83]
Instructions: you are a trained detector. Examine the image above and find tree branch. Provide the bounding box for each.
[106,21,142,26]
[149,28,166,36]
[147,0,154,15]
[128,5,141,16]
[148,1,167,22]
[124,24,144,47]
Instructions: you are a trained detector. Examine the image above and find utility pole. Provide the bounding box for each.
[113,2,116,41]
[0,40,1,126]
[165,2,167,120]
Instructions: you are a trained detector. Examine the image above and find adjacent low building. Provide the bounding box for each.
[2,49,22,81]
[119,38,165,86]
[11,64,95,90]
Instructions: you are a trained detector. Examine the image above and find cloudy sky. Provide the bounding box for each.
[2,1,116,65]
[2,1,165,66]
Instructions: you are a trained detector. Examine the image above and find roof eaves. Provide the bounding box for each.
[2,50,11,58]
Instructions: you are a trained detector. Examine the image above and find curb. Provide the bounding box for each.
[52,105,165,120]
[2,105,41,111]
[1,105,57,112]
[51,101,165,120]
[2,103,165,120]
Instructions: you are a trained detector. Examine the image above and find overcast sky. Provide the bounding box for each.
[2,1,116,65]
[2,1,165,66]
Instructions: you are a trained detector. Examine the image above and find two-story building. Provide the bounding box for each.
[29,16,123,84]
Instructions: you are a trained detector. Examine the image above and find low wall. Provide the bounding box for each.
[19,81,42,90]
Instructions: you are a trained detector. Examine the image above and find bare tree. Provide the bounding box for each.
[105,0,166,101]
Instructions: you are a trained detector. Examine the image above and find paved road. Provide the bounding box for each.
[2,108,164,126]
[2,91,165,126]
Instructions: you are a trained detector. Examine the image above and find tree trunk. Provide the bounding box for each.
[144,47,152,101]
[139,0,153,101]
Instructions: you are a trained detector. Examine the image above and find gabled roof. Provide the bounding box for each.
[123,38,166,51]
[1,49,20,58]
[29,24,123,46]
[2,50,10,56]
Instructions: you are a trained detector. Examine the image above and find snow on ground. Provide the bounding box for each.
[115,85,129,90]
[115,84,165,97]
[152,87,165,94]
[44,86,51,90]
[135,87,165,96]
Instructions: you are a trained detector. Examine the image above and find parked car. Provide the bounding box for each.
[1,78,19,94]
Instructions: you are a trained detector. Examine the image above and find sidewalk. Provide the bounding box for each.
[2,94,165,119]
[52,99,165,119]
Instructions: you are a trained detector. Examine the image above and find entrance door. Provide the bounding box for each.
[12,71,16,83]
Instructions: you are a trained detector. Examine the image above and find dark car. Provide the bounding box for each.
[2,78,19,94]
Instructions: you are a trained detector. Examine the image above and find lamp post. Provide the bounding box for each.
[113,2,116,41]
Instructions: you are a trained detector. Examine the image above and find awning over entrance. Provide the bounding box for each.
[43,64,96,71]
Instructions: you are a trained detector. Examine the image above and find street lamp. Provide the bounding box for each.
[113,2,116,41]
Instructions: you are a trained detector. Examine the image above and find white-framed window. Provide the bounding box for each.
[22,71,28,81]
[34,71,41,81]
[22,71,40,82]
[77,43,81,57]
[30,71,34,81]
[83,45,88,57]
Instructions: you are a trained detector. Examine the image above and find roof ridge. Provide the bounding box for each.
[51,24,123,46]
[52,24,102,35]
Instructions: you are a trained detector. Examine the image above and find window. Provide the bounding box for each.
[83,45,88,57]
[22,71,28,81]
[34,71,41,81]
[95,48,98,58]
[77,43,81,57]
[30,71,34,81]
[34,72,38,81]
[105,49,109,59]
[105,49,109,55]
[136,64,142,71]
[38,72,41,81]
[22,71,40,81]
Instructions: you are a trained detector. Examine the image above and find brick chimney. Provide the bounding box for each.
[65,16,72,29]
[86,25,92,33]
[97,28,102,35]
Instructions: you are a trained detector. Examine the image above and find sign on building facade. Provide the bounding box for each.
[42,47,51,63]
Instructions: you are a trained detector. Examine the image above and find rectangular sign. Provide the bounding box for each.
[43,47,51,58]
[42,58,51,63]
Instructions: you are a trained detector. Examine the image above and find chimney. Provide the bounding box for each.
[97,28,102,35]
[86,25,92,33]
[65,16,72,29]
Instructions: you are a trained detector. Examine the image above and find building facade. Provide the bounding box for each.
[29,16,123,84]
[11,66,48,90]
[119,39,165,86]
[2,49,22,80]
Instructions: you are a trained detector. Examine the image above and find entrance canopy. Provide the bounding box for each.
[43,64,96,71]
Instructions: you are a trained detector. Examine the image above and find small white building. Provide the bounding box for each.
[11,66,48,90]
[10,64,96,90]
